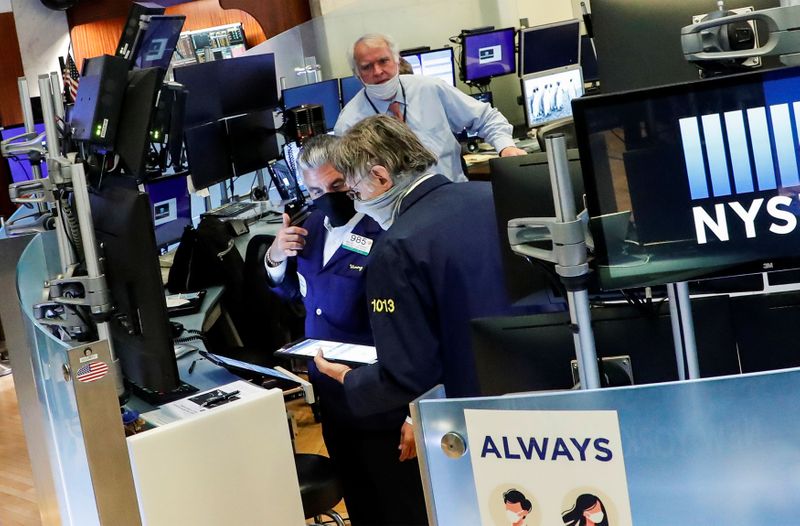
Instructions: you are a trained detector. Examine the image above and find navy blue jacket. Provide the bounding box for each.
[343,175,512,418]
[271,210,392,427]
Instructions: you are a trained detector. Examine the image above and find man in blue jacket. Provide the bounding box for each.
[315,115,512,461]
[265,134,426,525]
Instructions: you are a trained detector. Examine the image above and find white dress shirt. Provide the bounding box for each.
[334,74,516,182]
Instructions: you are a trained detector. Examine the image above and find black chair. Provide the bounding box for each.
[295,453,346,525]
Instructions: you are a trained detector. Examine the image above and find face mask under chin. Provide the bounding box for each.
[364,73,400,101]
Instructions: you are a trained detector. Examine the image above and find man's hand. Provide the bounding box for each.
[398,421,417,461]
[500,146,527,157]
[267,213,309,265]
[314,350,351,384]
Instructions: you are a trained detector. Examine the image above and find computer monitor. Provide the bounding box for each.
[132,15,186,70]
[490,150,584,307]
[522,65,584,128]
[461,27,516,82]
[0,124,48,182]
[572,64,800,291]
[591,0,780,93]
[172,60,224,127]
[144,175,192,251]
[519,19,581,76]
[114,67,163,179]
[282,79,341,131]
[226,109,281,176]
[580,35,599,84]
[339,75,363,106]
[472,295,740,396]
[89,176,190,400]
[184,120,233,190]
[266,157,302,202]
[400,47,456,86]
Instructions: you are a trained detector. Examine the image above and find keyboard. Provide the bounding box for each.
[203,201,257,218]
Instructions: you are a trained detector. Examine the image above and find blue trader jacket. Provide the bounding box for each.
[271,209,394,428]
[343,174,513,418]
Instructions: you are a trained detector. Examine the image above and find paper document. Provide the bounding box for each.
[141,380,264,427]
[276,339,378,365]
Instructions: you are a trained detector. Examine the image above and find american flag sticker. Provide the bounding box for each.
[76,361,109,383]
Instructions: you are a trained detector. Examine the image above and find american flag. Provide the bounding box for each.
[60,52,80,104]
[75,361,109,383]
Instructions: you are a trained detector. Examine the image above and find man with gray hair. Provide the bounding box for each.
[266,135,424,525]
[315,115,511,460]
[335,32,526,183]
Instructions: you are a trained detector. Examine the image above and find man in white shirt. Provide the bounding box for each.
[335,33,526,182]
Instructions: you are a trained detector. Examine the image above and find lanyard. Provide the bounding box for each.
[364,79,408,122]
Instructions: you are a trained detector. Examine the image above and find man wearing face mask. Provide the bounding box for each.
[315,116,512,459]
[335,33,526,183]
[265,134,426,526]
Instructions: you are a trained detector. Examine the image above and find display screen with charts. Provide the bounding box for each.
[522,65,584,128]
[275,339,377,366]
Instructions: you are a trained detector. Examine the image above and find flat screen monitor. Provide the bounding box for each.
[519,19,581,76]
[0,124,48,182]
[400,47,456,86]
[132,15,186,70]
[114,68,163,179]
[340,75,362,106]
[591,0,780,93]
[580,35,599,83]
[172,60,224,127]
[573,65,800,291]
[144,175,192,251]
[522,65,584,128]
[282,79,341,131]
[490,150,584,308]
[89,177,184,397]
[472,295,740,395]
[184,120,233,190]
[462,27,516,82]
[226,109,281,176]
[267,158,302,202]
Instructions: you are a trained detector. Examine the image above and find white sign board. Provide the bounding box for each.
[465,409,633,526]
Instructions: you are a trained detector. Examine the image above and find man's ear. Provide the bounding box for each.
[370,165,394,189]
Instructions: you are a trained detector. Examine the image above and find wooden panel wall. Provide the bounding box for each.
[68,0,310,67]
[0,13,25,127]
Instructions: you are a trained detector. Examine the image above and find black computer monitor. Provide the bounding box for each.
[580,35,599,83]
[339,75,363,106]
[461,27,516,82]
[144,175,192,251]
[114,67,163,179]
[266,157,302,202]
[0,124,48,182]
[132,15,186,70]
[472,295,740,396]
[521,65,584,128]
[400,47,456,86]
[591,0,780,93]
[184,120,233,190]
[519,19,581,76]
[282,79,341,131]
[226,109,281,176]
[490,151,584,307]
[89,177,190,400]
[173,53,278,126]
[573,64,800,291]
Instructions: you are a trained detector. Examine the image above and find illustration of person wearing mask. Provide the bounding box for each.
[503,489,532,526]
[562,493,609,526]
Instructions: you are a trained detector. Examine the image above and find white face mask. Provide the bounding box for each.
[505,509,525,523]
[586,511,604,523]
[363,72,400,101]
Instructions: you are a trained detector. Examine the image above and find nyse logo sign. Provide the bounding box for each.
[679,104,800,244]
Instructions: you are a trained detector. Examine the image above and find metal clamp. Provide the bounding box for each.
[508,214,590,278]
[33,301,91,338]
[46,275,112,315]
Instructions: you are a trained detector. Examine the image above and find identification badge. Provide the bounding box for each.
[297,273,308,297]
[342,233,373,256]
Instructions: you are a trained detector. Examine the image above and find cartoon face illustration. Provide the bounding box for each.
[503,489,532,525]
[562,493,609,526]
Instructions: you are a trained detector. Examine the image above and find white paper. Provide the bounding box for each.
[141,380,264,427]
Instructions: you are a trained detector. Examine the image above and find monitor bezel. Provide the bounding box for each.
[520,64,584,129]
[461,26,517,82]
[518,18,582,77]
[400,46,457,87]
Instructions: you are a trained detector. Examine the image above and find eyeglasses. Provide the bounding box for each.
[346,173,370,201]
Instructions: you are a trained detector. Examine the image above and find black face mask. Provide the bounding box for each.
[313,191,357,227]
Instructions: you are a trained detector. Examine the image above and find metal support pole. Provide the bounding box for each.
[667,282,700,379]
[38,74,75,274]
[49,72,65,122]
[545,134,601,389]
[18,78,46,216]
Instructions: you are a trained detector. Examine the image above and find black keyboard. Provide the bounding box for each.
[204,201,257,218]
